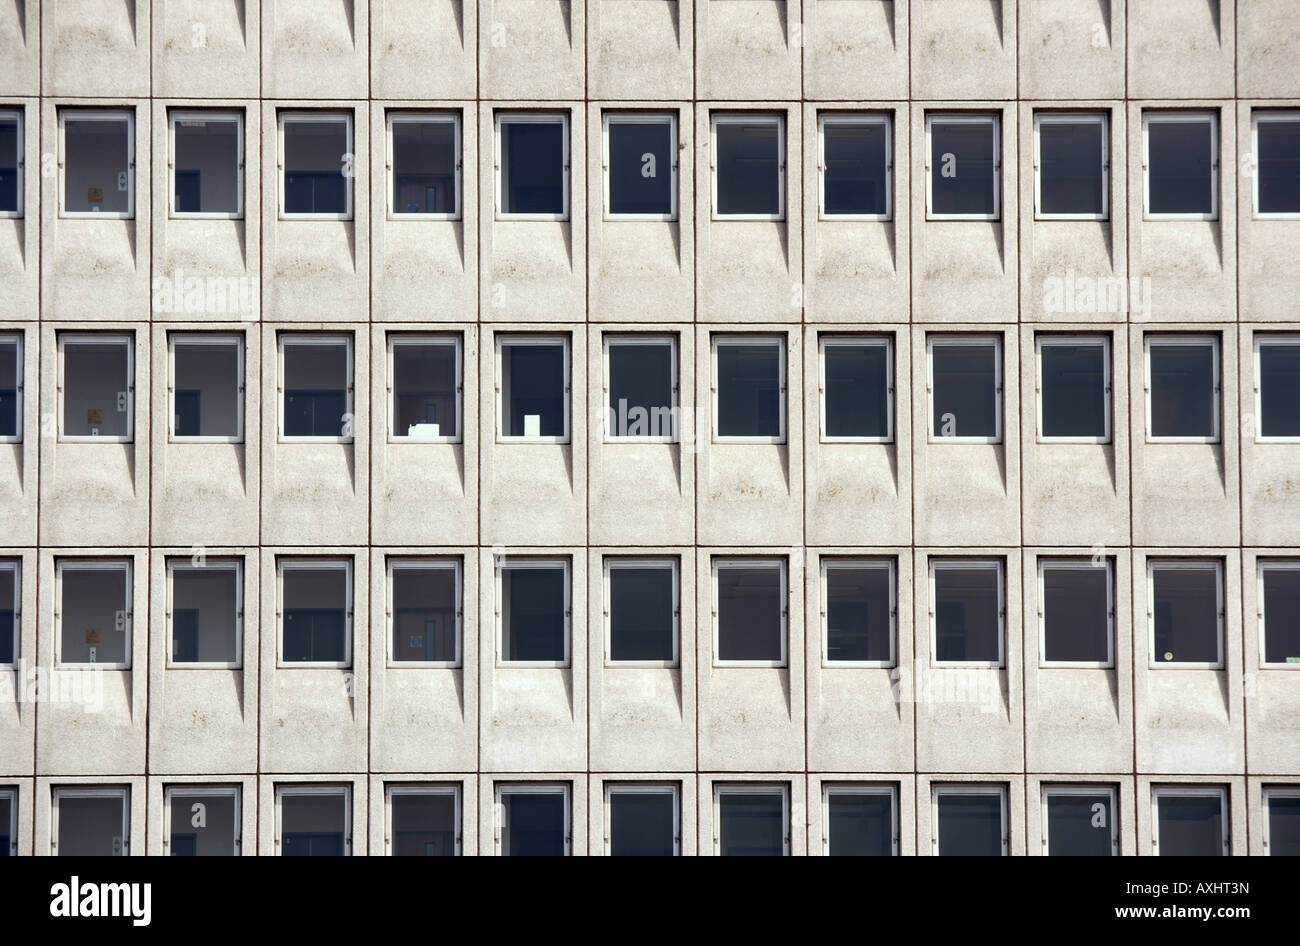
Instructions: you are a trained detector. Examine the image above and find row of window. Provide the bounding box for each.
[3,554,1296,671]
[1,107,1297,221]
[6,782,1298,856]
[3,330,1297,445]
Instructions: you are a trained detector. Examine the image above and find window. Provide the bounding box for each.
[823,785,898,857]
[1259,561,1300,668]
[0,333,19,442]
[169,111,243,218]
[496,783,571,856]
[386,785,461,856]
[1264,787,1300,857]
[822,559,895,667]
[388,559,461,667]
[713,336,786,443]
[0,787,13,856]
[1042,785,1118,856]
[164,786,240,857]
[605,558,678,665]
[604,335,677,442]
[59,334,133,442]
[496,113,569,220]
[277,785,351,856]
[388,335,461,442]
[497,558,570,666]
[278,559,352,668]
[1255,335,1300,441]
[280,112,352,219]
[388,112,460,218]
[497,335,570,443]
[1144,111,1218,219]
[818,113,891,220]
[169,334,243,442]
[1254,111,1300,218]
[0,109,20,217]
[167,559,241,668]
[605,783,680,856]
[1037,335,1111,443]
[1034,113,1108,220]
[279,335,353,442]
[932,785,1007,856]
[0,560,15,666]
[929,335,1001,443]
[56,559,131,669]
[1039,559,1113,667]
[820,336,893,442]
[604,113,677,220]
[1152,786,1228,856]
[930,559,1004,668]
[715,784,789,856]
[927,114,999,220]
[714,559,787,667]
[1146,335,1220,442]
[1149,560,1223,668]
[52,787,129,856]
[60,109,133,218]
[712,114,784,220]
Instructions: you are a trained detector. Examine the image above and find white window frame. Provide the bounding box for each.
[495,557,572,668]
[0,559,17,667]
[925,113,1001,222]
[1151,785,1230,856]
[1035,334,1112,444]
[168,110,244,220]
[711,334,787,445]
[819,335,894,444]
[603,334,679,444]
[603,112,678,222]
[1144,334,1221,444]
[604,557,680,668]
[165,558,243,670]
[495,333,571,444]
[275,784,352,857]
[0,108,22,219]
[1263,786,1300,856]
[386,557,462,669]
[162,784,242,856]
[276,558,353,670]
[386,110,462,221]
[1033,112,1110,222]
[1142,110,1219,221]
[57,333,134,444]
[54,558,132,670]
[495,111,570,222]
[1038,557,1115,669]
[931,784,1008,856]
[820,557,897,669]
[168,333,245,444]
[927,334,1003,444]
[0,786,15,856]
[1257,559,1300,669]
[0,332,21,444]
[603,782,681,856]
[495,782,572,856]
[711,113,786,222]
[817,112,893,222]
[51,786,130,856]
[713,783,791,856]
[1253,334,1300,444]
[277,333,354,444]
[278,110,354,221]
[58,109,135,220]
[387,333,463,444]
[821,783,899,856]
[1253,110,1300,220]
[712,557,789,669]
[385,784,462,857]
[929,558,1006,669]
[1041,784,1119,856]
[1147,559,1225,670]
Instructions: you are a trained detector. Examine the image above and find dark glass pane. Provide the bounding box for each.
[1042,565,1110,663]
[609,566,675,662]
[168,791,237,856]
[1156,794,1224,856]
[1148,119,1215,215]
[823,121,889,216]
[718,792,785,856]
[717,342,782,438]
[57,794,126,856]
[282,565,348,663]
[60,567,128,665]
[173,341,240,438]
[502,792,566,856]
[0,795,10,856]
[930,120,997,217]
[283,120,348,215]
[608,120,673,216]
[0,339,16,438]
[609,792,676,856]
[502,121,565,215]
[1268,795,1300,856]
[391,793,457,856]
[281,793,347,857]
[1152,566,1220,664]
[392,120,457,214]
[62,341,131,438]
[824,343,890,439]
[607,342,674,439]
[502,566,566,662]
[0,565,13,664]
[1259,342,1300,438]
[1039,121,1106,216]
[63,117,131,214]
[716,120,781,216]
[502,342,566,438]
[391,566,458,663]
[1149,342,1216,438]
[934,565,1001,663]
[716,565,783,662]
[1262,567,1300,665]
[173,117,240,214]
[936,792,1003,856]
[0,117,16,213]
[825,565,892,663]
[931,342,998,438]
[1041,342,1107,438]
[392,342,458,439]
[283,341,349,438]
[1046,793,1114,856]
[1258,119,1300,215]
[827,792,893,856]
[171,567,239,664]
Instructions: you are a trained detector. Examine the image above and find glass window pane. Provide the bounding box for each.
[1046,792,1114,856]
[57,794,126,856]
[392,120,457,215]
[715,120,781,216]
[392,342,458,439]
[933,565,1001,663]
[827,791,893,856]
[932,342,998,438]
[173,341,240,438]
[171,566,239,664]
[930,119,996,217]
[1152,566,1220,664]
[0,116,18,213]
[281,792,347,856]
[1042,565,1110,663]
[608,120,673,216]
[1039,121,1105,216]
[502,342,566,438]
[718,792,785,856]
[501,120,565,215]
[1041,342,1107,439]
[609,566,675,662]
[283,119,348,215]
[824,343,890,439]
[609,791,676,856]
[826,566,892,663]
[60,566,128,665]
[502,566,566,662]
[717,342,781,438]
[1259,342,1300,438]
[1149,342,1216,438]
[0,566,14,665]
[608,342,674,439]
[391,566,457,663]
[717,565,783,662]
[823,121,889,216]
[0,794,11,856]
[1156,793,1224,856]
[1268,795,1300,856]
[283,341,348,438]
[501,791,566,856]
[282,565,348,663]
[173,117,240,214]
[0,338,16,438]
[64,117,131,214]
[1148,119,1215,215]
[390,792,457,856]
[168,791,237,856]
[63,340,130,438]
[1258,119,1300,214]
[936,792,1002,856]
[1262,567,1300,665]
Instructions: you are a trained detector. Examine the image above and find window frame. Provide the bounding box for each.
[1144,334,1221,444]
[57,332,134,444]
[0,785,15,856]
[0,331,22,444]
[820,557,897,669]
[1253,110,1300,220]
[1147,558,1225,670]
[711,334,788,445]
[710,112,786,222]
[494,111,571,222]
[1040,783,1119,856]
[603,556,680,668]
[58,108,135,220]
[1035,333,1112,444]
[713,783,791,857]
[0,559,17,668]
[603,782,681,857]
[278,110,354,221]
[0,107,22,219]
[931,783,1009,856]
[168,109,245,220]
[167,332,245,444]
[1151,784,1230,856]
[1142,110,1219,222]
[275,784,352,857]
[1038,557,1115,669]
[494,782,572,856]
[51,785,130,856]
[817,112,893,222]
[386,557,462,669]
[277,333,355,444]
[1263,786,1300,856]
[162,784,242,856]
[165,557,243,670]
[1257,559,1300,670]
[819,334,894,444]
[384,783,462,857]
[54,558,132,671]
[386,333,463,444]
[603,333,678,444]
[602,111,678,222]
[386,110,462,221]
[929,558,1006,669]
[1253,333,1300,444]
[495,333,571,444]
[927,334,1003,445]
[495,556,572,669]
[712,557,789,669]
[821,783,899,856]
[1033,111,1110,222]
[925,112,1001,222]
[276,557,353,670]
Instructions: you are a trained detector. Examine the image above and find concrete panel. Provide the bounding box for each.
[804,0,908,101]
[479,0,585,100]
[1128,0,1234,100]
[696,1,801,101]
[1018,0,1125,101]
[261,0,368,99]
[153,0,260,98]
[373,0,477,100]
[41,0,150,97]
[589,0,693,101]
[910,0,1016,100]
